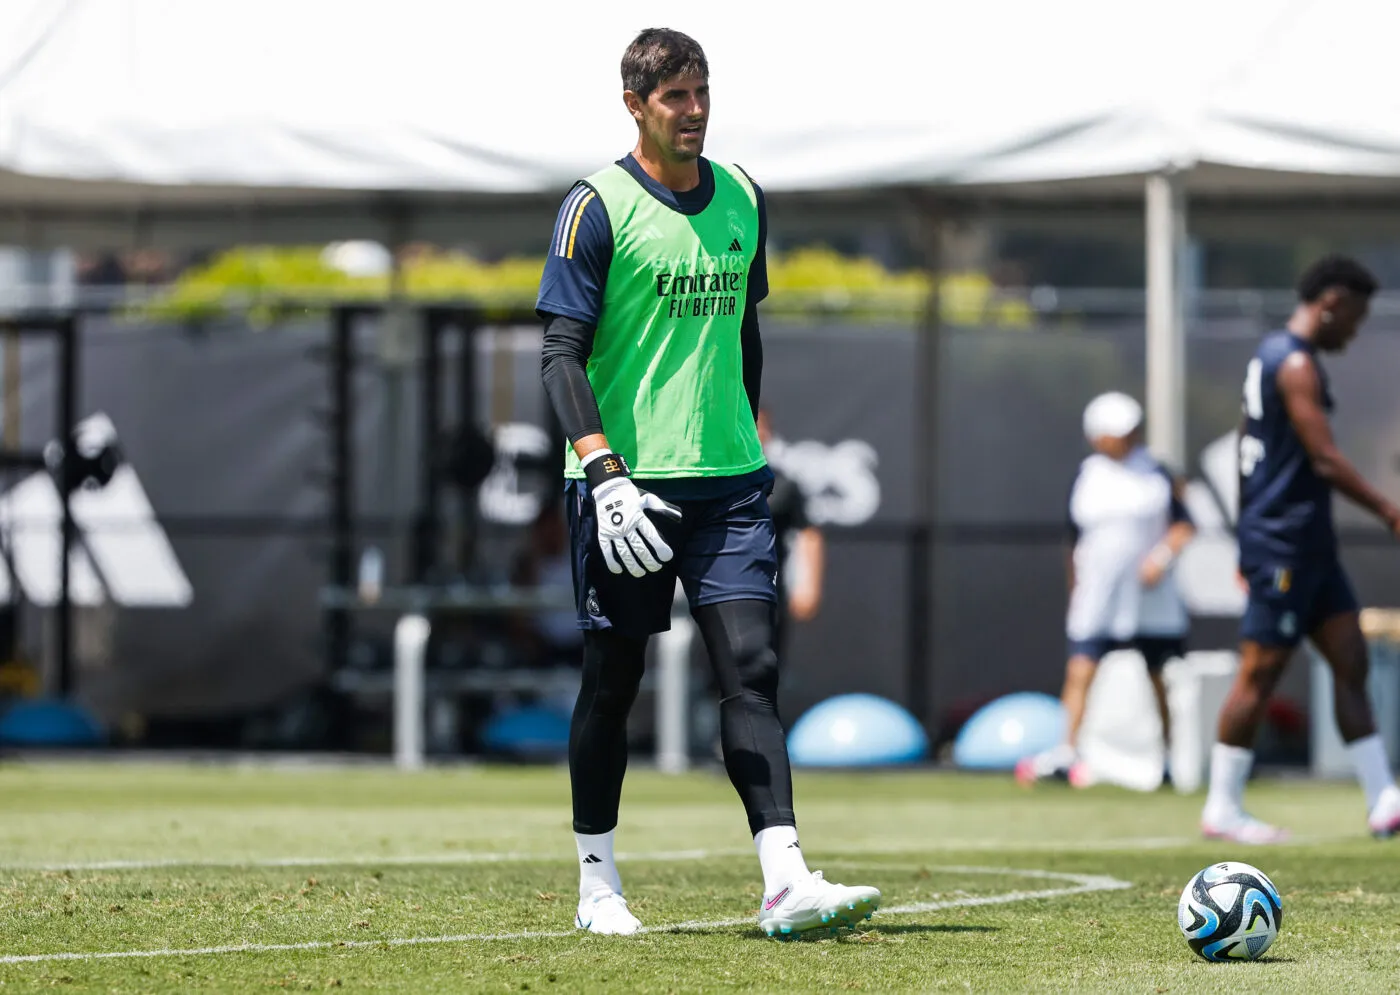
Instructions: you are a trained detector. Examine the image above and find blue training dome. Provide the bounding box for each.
[952,692,1065,770]
[788,693,928,767]
[481,704,571,759]
[0,699,105,747]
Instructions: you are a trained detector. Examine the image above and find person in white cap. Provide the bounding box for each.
[1016,391,1196,787]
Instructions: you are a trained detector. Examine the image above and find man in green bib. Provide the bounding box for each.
[538,27,880,939]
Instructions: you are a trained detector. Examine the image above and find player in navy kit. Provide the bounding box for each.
[1202,256,1400,843]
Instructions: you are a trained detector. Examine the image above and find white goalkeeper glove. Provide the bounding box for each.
[585,451,682,578]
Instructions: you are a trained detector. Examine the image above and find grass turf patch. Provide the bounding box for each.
[1,763,1397,992]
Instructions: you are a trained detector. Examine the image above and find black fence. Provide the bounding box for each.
[0,307,1397,753]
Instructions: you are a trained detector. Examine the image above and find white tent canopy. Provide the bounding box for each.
[4,0,1400,202]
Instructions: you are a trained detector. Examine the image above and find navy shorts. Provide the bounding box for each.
[566,478,778,637]
[1239,556,1359,648]
[1067,635,1186,672]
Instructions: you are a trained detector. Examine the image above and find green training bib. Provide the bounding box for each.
[563,161,765,480]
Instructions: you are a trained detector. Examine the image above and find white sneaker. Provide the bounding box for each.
[758,871,881,940]
[1067,760,1097,789]
[1015,745,1076,786]
[575,892,641,935]
[1201,812,1290,845]
[1368,786,1400,839]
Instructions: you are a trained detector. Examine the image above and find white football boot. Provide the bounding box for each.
[758,871,881,940]
[575,892,641,935]
[1368,785,1400,839]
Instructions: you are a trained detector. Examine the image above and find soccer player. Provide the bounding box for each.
[1202,255,1400,843]
[536,27,880,937]
[1016,392,1194,789]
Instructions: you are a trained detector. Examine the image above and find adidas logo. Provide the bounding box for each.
[787,841,801,850]
[728,238,742,252]
[581,853,603,864]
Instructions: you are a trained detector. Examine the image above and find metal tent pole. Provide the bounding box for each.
[908,195,945,731]
[1145,171,1189,471]
[54,313,77,697]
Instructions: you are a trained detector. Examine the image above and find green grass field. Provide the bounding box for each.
[1,761,1398,993]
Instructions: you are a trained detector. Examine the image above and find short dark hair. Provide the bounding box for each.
[621,28,707,100]
[1297,254,1379,302]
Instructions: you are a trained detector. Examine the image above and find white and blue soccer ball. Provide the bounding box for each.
[1177,861,1283,961]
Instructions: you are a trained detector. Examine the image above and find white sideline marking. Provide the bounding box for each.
[0,865,1129,965]
[0,834,1256,873]
[0,848,750,873]
[659,866,1131,933]
[1,830,1355,875]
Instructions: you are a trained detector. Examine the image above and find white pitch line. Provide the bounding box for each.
[0,865,1129,965]
[1,830,1359,874]
[0,833,1273,873]
[0,848,754,874]
[656,867,1131,933]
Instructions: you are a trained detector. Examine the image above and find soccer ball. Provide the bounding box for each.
[1177,861,1283,961]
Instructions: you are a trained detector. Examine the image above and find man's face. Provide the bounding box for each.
[1315,287,1369,352]
[1091,430,1138,461]
[627,74,708,162]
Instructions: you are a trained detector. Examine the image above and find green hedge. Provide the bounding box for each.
[134,245,1035,327]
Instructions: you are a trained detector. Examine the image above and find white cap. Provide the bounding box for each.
[1082,391,1143,441]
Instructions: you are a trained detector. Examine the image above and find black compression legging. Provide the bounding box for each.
[569,599,796,836]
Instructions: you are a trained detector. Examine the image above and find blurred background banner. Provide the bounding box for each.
[0,315,1392,755]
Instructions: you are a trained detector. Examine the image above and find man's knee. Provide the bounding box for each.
[1329,631,1370,691]
[721,611,777,692]
[1313,612,1370,689]
[1239,643,1291,698]
[735,642,778,700]
[697,600,779,699]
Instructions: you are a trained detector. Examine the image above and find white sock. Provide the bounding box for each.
[755,826,810,895]
[1203,743,1254,823]
[1347,734,1395,812]
[575,830,622,900]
